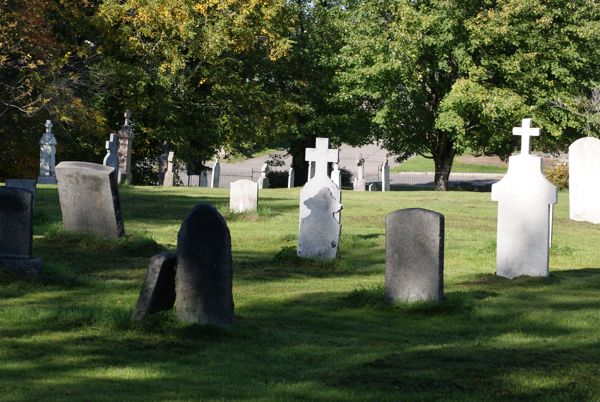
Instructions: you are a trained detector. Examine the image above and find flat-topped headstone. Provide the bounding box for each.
[117,110,135,184]
[103,133,119,170]
[175,203,234,326]
[210,159,220,188]
[230,179,259,213]
[298,138,343,259]
[0,187,42,275]
[491,118,557,278]
[384,208,444,303]
[569,137,600,224]
[132,252,177,321]
[38,120,57,184]
[55,162,125,239]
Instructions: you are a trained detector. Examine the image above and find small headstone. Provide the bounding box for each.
[175,203,234,326]
[0,187,43,275]
[381,159,390,191]
[117,110,135,184]
[384,208,444,303]
[491,119,557,278]
[199,171,208,187]
[163,152,175,187]
[257,163,270,189]
[353,154,366,191]
[102,133,119,170]
[569,137,600,223]
[55,161,125,239]
[230,180,259,213]
[331,162,341,189]
[132,252,177,321]
[298,138,343,259]
[210,159,220,188]
[287,167,295,188]
[38,120,57,184]
[157,142,169,186]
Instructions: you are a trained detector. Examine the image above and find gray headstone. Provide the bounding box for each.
[103,133,119,170]
[199,171,208,187]
[175,203,234,326]
[157,142,169,186]
[0,187,42,275]
[210,159,220,188]
[132,252,177,321]
[353,154,366,191]
[5,179,36,208]
[384,208,444,303]
[230,180,259,213]
[38,120,57,184]
[117,110,135,184]
[55,162,125,239]
[163,151,175,187]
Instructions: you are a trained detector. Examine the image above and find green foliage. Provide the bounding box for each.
[545,163,569,190]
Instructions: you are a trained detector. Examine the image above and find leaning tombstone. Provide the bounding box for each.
[353,154,366,191]
[163,152,175,187]
[157,142,169,186]
[0,187,43,276]
[210,159,221,188]
[117,110,135,184]
[381,159,390,191]
[287,167,295,188]
[55,162,125,239]
[297,138,343,259]
[257,163,270,189]
[491,119,557,279]
[38,120,57,184]
[132,252,177,321]
[230,180,259,213]
[103,133,119,170]
[384,208,444,303]
[175,203,234,326]
[569,137,600,224]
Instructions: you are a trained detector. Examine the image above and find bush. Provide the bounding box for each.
[544,163,569,190]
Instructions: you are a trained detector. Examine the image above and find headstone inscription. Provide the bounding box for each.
[38,120,57,184]
[132,252,177,321]
[103,133,119,170]
[491,118,557,279]
[117,110,135,184]
[55,162,125,239]
[163,151,175,187]
[0,187,43,275]
[287,167,295,188]
[257,163,270,189]
[353,154,366,191]
[297,137,343,259]
[210,159,220,188]
[157,142,169,186]
[230,179,259,213]
[381,159,390,191]
[175,203,234,326]
[384,208,444,303]
[569,137,600,224]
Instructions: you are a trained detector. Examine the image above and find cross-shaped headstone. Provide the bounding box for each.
[305,138,339,178]
[513,118,540,156]
[45,120,53,133]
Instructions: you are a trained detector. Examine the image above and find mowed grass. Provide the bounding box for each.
[1,185,600,401]
[393,154,507,173]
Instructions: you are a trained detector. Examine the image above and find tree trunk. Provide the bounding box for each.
[433,140,456,191]
[288,137,315,186]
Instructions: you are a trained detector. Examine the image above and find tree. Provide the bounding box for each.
[337,0,600,190]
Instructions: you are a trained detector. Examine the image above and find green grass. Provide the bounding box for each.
[393,155,507,173]
[2,186,600,401]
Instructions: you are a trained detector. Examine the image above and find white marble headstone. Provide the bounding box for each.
[491,119,557,279]
[569,137,600,224]
[381,159,390,191]
[298,138,342,259]
[230,179,259,213]
[331,163,341,188]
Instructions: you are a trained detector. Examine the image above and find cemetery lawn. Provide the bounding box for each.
[3,186,600,402]
[393,154,507,173]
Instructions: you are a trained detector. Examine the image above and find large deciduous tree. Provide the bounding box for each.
[337,0,600,190]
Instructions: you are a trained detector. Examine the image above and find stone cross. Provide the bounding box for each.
[38,119,58,184]
[103,133,119,170]
[117,110,135,184]
[513,118,540,156]
[305,138,339,178]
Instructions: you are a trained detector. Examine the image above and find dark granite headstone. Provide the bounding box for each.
[55,162,125,238]
[175,203,234,326]
[0,187,42,275]
[132,252,177,321]
[384,208,444,303]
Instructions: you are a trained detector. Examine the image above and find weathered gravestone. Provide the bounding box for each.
[163,151,175,187]
[102,133,119,170]
[384,208,444,303]
[230,179,259,213]
[297,138,343,259]
[38,120,57,184]
[132,252,177,321]
[257,163,270,189]
[55,162,125,239]
[491,119,557,279]
[353,154,366,191]
[0,187,43,275]
[176,203,234,326]
[117,110,135,184]
[569,137,600,224]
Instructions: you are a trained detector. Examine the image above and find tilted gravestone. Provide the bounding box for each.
[384,208,444,303]
[491,119,557,279]
[297,137,343,259]
[569,137,600,224]
[0,187,43,275]
[175,203,234,326]
[230,179,259,213]
[132,252,177,321]
[55,162,125,239]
